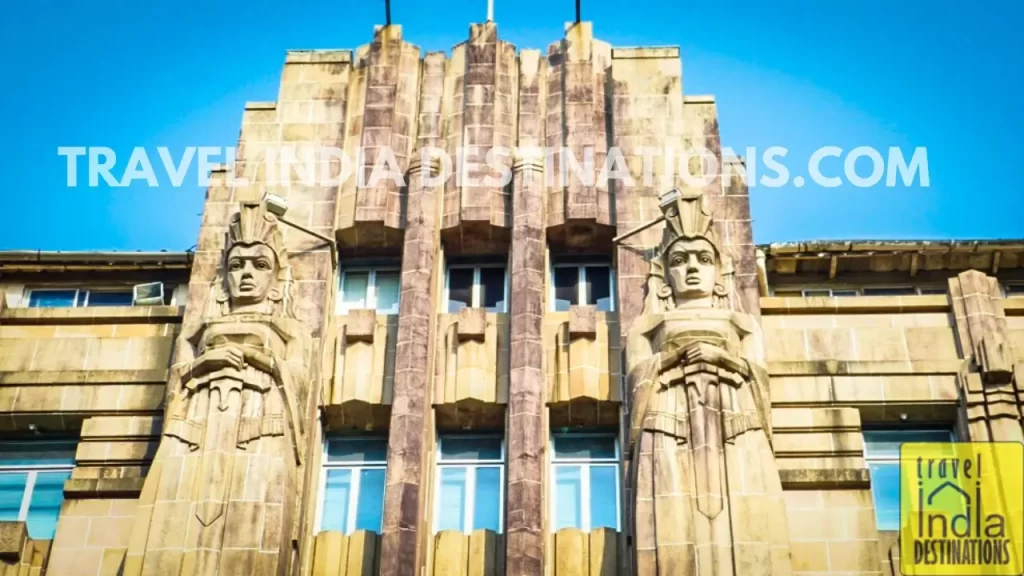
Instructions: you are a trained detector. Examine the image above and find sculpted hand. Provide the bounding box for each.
[195,346,245,373]
[682,342,727,367]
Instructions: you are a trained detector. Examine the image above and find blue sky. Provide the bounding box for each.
[1,0,1021,251]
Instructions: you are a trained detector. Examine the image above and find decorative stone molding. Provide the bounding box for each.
[550,528,622,576]
[310,531,380,575]
[433,308,509,429]
[431,530,504,576]
[948,270,1024,441]
[323,310,396,430]
[546,307,622,427]
[0,522,27,561]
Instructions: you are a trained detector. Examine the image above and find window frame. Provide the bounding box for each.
[443,263,509,313]
[336,267,402,315]
[549,262,617,312]
[0,440,76,537]
[25,287,162,308]
[315,437,388,535]
[772,286,946,298]
[549,432,621,532]
[1005,283,1024,298]
[432,434,506,535]
[863,428,956,531]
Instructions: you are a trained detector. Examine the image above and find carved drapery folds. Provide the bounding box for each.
[546,305,621,427]
[949,270,1024,442]
[434,307,509,429]
[624,192,792,576]
[323,309,396,430]
[124,202,313,576]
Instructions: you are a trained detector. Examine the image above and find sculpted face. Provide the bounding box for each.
[226,244,277,305]
[664,237,717,302]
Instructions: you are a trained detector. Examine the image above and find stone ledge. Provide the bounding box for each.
[64,477,145,498]
[779,468,871,490]
[1004,299,1024,315]
[285,49,353,64]
[81,415,162,439]
[767,359,961,376]
[0,306,183,324]
[0,369,168,385]
[611,46,679,59]
[761,295,949,314]
[683,95,715,104]
[0,521,27,561]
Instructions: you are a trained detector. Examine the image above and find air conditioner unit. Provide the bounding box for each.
[132,282,165,306]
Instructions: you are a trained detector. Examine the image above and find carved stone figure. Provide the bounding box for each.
[627,193,793,576]
[124,202,311,575]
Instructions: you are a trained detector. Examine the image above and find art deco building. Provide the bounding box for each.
[2,22,1023,576]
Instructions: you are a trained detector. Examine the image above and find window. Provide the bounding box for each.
[337,268,400,314]
[773,288,858,298]
[318,437,387,535]
[551,262,615,312]
[445,264,508,313]
[1006,284,1024,298]
[863,429,954,531]
[862,286,918,297]
[28,288,135,308]
[0,440,76,539]
[550,433,620,532]
[434,435,504,534]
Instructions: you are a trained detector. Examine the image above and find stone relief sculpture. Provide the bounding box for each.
[626,192,793,576]
[123,202,311,576]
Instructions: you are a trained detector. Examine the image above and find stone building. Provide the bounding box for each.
[2,21,1024,576]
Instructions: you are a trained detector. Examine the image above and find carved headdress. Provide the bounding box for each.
[215,201,294,314]
[643,190,734,312]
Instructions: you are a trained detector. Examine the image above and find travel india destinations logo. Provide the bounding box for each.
[900,441,1024,575]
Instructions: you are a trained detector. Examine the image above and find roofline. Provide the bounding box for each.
[758,239,1024,256]
[0,250,194,266]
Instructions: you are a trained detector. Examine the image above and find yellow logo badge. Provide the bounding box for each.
[900,442,1024,575]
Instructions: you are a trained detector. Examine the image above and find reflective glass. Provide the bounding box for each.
[437,468,467,531]
[479,267,506,311]
[472,467,501,532]
[326,438,388,464]
[868,462,901,530]
[0,473,27,522]
[447,269,474,312]
[552,435,616,460]
[0,442,77,466]
[589,466,618,529]
[341,272,370,311]
[86,291,134,307]
[585,266,612,311]
[552,267,579,312]
[375,271,400,313]
[353,468,385,532]
[863,430,953,458]
[554,466,582,530]
[26,471,70,539]
[28,290,77,308]
[321,469,352,532]
[440,437,502,461]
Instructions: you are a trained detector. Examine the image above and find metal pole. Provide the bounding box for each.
[575,0,580,23]
[385,0,391,26]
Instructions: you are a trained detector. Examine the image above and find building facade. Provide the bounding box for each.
[2,21,1024,576]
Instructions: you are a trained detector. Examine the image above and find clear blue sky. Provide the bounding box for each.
[2,0,1021,251]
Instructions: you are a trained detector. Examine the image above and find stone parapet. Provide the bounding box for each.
[433,309,509,430]
[322,311,397,430]
[544,308,621,427]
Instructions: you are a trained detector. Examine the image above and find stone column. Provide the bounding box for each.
[379,51,447,576]
[505,147,547,576]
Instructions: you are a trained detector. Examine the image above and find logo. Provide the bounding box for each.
[900,442,1024,575]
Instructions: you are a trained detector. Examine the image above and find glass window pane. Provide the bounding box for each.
[863,430,953,458]
[326,438,388,464]
[26,471,70,539]
[437,468,467,532]
[552,267,579,312]
[553,435,616,460]
[772,289,802,297]
[28,290,77,308]
[341,272,370,311]
[86,291,134,307]
[803,289,832,297]
[832,290,859,297]
[918,287,946,295]
[554,466,582,530]
[354,468,386,533]
[472,467,501,532]
[0,473,28,522]
[863,286,916,296]
[321,469,352,532]
[585,266,612,311]
[447,269,474,312]
[440,437,502,461]
[868,462,901,530]
[589,466,618,530]
[479,267,506,311]
[374,271,400,313]
[0,442,77,466]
